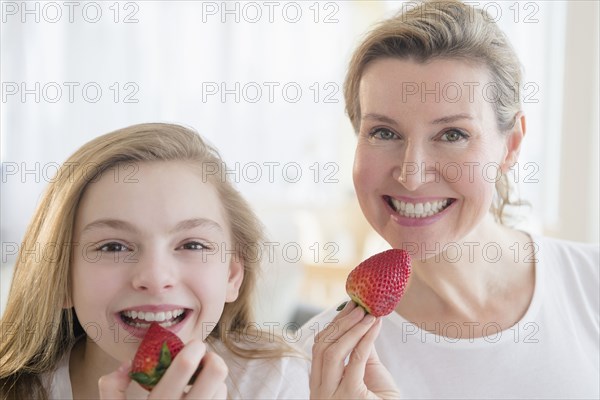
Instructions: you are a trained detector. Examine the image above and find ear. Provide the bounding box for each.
[501,113,526,173]
[225,257,245,303]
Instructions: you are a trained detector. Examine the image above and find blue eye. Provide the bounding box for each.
[180,241,210,251]
[440,129,469,142]
[369,128,398,140]
[97,242,129,252]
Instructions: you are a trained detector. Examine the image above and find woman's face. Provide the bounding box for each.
[353,58,521,257]
[71,161,243,363]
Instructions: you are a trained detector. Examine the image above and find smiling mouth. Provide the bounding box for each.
[119,309,188,329]
[385,196,455,218]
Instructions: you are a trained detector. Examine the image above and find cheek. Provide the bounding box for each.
[186,266,230,301]
[353,145,383,194]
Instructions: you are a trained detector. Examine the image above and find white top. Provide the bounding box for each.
[298,235,600,399]
[47,339,310,399]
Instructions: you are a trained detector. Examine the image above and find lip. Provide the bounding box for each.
[115,304,191,339]
[383,195,456,227]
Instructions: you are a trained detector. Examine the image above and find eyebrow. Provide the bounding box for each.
[169,218,223,234]
[362,113,398,126]
[80,218,223,235]
[431,113,474,124]
[362,112,473,126]
[81,219,139,234]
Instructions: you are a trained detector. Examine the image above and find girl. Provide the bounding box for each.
[304,1,599,399]
[0,123,309,399]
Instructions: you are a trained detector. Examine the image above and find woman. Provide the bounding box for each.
[302,1,599,399]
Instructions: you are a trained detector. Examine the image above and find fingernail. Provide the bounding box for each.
[118,360,131,373]
[362,314,376,324]
[350,306,364,317]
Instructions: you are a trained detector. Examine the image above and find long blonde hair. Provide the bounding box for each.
[344,0,525,222]
[0,123,293,399]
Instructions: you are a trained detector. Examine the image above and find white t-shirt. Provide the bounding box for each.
[47,339,310,399]
[298,235,599,399]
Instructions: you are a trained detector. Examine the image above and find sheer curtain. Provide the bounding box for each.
[2,1,598,320]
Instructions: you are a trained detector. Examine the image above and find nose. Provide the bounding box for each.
[393,142,439,191]
[130,250,176,293]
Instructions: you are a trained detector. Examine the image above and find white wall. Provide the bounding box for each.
[1,1,598,321]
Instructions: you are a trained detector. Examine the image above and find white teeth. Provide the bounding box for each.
[121,308,185,326]
[389,198,452,218]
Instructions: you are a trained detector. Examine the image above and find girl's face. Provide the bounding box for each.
[71,161,243,362]
[353,58,523,257]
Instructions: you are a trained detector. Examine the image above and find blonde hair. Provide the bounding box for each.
[0,123,295,399]
[344,0,524,222]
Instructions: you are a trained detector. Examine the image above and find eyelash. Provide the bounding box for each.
[97,242,130,252]
[440,129,470,142]
[368,127,398,140]
[367,127,470,142]
[95,240,211,252]
[178,241,211,251]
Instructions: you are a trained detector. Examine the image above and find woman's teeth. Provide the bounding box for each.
[389,198,451,218]
[121,309,185,328]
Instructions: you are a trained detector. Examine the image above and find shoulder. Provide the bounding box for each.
[43,348,73,399]
[210,339,310,400]
[535,234,599,262]
[533,234,599,318]
[534,234,599,280]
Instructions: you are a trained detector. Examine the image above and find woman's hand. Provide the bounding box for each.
[98,339,228,399]
[310,301,400,399]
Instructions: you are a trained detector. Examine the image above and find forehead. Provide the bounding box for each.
[359,57,496,119]
[75,161,229,236]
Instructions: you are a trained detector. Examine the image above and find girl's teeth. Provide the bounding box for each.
[121,309,185,326]
[389,198,452,218]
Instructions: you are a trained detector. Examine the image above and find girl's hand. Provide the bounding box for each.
[98,339,228,399]
[310,301,400,399]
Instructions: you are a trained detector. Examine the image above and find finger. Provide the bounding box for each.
[343,318,382,386]
[363,324,400,398]
[213,382,228,400]
[338,298,357,317]
[98,361,131,400]
[313,301,357,345]
[149,339,206,399]
[185,351,229,399]
[314,303,366,347]
[317,313,377,396]
[311,305,364,392]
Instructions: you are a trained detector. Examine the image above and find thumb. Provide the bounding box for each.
[98,360,132,399]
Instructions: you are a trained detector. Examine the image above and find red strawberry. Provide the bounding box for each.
[129,323,190,391]
[343,249,411,317]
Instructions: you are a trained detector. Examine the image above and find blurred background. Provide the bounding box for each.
[1,1,598,327]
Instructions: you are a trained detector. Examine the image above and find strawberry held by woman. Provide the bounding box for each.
[342,249,412,317]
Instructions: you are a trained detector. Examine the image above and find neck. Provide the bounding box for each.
[397,215,534,328]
